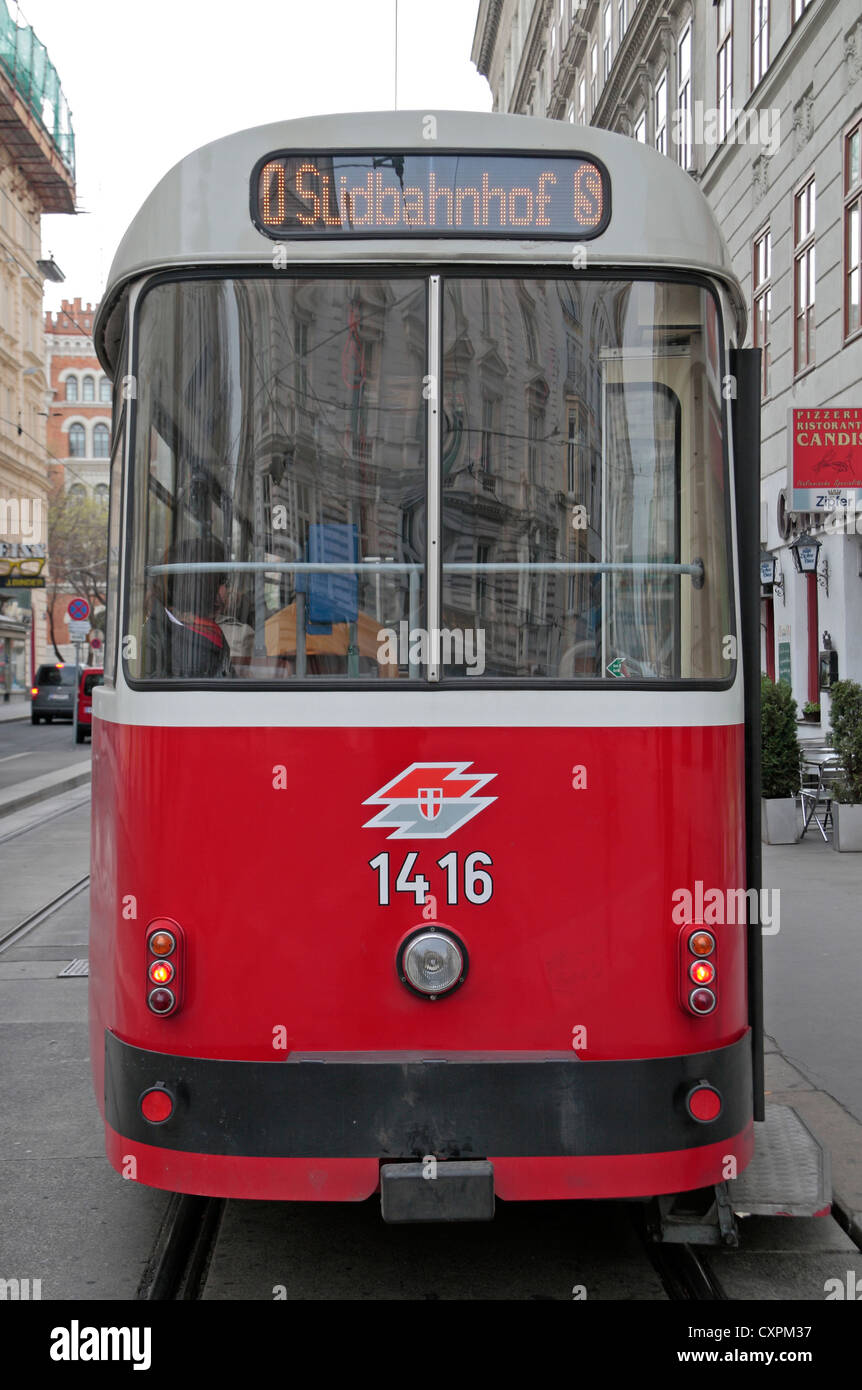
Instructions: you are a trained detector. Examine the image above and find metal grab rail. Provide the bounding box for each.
[148,559,705,578]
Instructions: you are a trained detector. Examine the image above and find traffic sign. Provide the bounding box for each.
[90,635,103,650]
[68,597,90,622]
[68,619,90,641]
[607,657,626,678]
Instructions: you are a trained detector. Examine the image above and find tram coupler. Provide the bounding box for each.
[647,1182,739,1248]
[380,1160,495,1223]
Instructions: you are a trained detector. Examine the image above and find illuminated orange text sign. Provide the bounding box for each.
[253,152,608,239]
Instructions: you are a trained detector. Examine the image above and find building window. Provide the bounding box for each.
[752,0,769,88]
[793,0,814,21]
[634,110,646,143]
[590,43,598,113]
[94,483,109,503]
[603,3,612,81]
[99,377,111,402]
[677,22,692,169]
[64,377,78,402]
[717,0,733,141]
[794,175,816,375]
[481,397,496,471]
[618,0,628,38]
[82,375,95,402]
[655,70,667,156]
[846,120,862,340]
[68,483,86,499]
[93,422,110,458]
[577,74,586,124]
[753,227,772,397]
[68,423,86,457]
[527,407,542,483]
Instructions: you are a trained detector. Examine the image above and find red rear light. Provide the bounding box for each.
[148,960,174,985]
[686,1083,723,1123]
[140,1086,174,1123]
[148,986,176,1014]
[689,987,716,1014]
[31,687,38,696]
[690,959,715,986]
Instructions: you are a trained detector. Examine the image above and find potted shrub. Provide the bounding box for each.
[802,701,820,723]
[761,676,800,844]
[829,680,862,852]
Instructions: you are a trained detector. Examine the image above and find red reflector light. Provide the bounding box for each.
[148,987,176,1015]
[149,960,174,985]
[689,987,716,1015]
[140,1087,174,1123]
[690,960,716,985]
[687,1084,723,1123]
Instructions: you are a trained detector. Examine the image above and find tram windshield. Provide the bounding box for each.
[125,275,733,684]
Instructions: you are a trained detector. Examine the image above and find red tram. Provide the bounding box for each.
[89,112,764,1218]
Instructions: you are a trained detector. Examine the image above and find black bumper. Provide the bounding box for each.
[105,1030,752,1158]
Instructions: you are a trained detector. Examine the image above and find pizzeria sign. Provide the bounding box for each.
[790,408,862,512]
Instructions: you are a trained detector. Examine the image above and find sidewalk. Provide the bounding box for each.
[0,693,30,722]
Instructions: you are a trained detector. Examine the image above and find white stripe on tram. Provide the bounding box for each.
[93,685,744,729]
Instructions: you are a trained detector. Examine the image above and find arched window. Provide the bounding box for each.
[93,423,110,458]
[99,378,111,402]
[94,483,109,503]
[68,423,86,457]
[82,376,95,402]
[68,483,86,499]
[65,377,78,402]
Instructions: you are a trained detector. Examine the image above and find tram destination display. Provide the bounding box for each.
[252,152,608,239]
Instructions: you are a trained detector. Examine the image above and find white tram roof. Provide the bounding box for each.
[95,110,745,371]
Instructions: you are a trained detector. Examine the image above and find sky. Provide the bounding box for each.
[15,0,492,312]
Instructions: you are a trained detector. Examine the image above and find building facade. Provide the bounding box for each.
[44,297,111,663]
[0,1,75,695]
[472,0,862,722]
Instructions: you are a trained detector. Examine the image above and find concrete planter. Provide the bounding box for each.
[761,798,798,845]
[832,802,862,852]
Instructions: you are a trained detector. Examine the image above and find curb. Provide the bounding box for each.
[0,764,92,819]
[832,1192,862,1252]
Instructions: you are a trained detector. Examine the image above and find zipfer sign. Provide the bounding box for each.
[252,151,609,239]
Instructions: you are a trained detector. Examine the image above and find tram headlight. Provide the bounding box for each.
[398,928,467,999]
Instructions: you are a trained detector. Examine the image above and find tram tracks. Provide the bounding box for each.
[0,875,90,956]
[137,1195,225,1301]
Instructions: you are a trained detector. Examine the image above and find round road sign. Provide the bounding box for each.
[68,597,90,621]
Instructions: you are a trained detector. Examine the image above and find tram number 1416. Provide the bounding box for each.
[369,851,493,906]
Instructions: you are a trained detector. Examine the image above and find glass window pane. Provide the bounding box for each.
[440,278,732,681]
[128,278,427,682]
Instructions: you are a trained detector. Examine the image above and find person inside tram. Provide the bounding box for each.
[144,536,233,679]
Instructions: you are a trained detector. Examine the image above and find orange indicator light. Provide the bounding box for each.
[149,931,175,957]
[688,931,715,957]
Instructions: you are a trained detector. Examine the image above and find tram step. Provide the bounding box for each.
[380,1160,495,1223]
[730,1103,832,1218]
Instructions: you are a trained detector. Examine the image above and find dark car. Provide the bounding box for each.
[76,668,104,743]
[31,664,81,724]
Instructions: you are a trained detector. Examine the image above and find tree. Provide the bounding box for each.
[47,479,109,662]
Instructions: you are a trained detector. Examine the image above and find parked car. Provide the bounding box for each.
[31,664,81,724]
[76,667,104,743]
